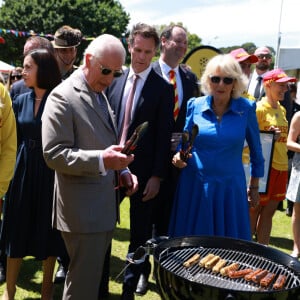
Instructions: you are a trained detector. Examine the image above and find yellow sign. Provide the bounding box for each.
[182,45,222,81]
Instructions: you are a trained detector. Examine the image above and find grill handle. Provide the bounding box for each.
[145,236,169,255]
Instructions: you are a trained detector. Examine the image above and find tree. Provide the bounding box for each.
[187,32,202,53]
[0,0,130,65]
[219,43,276,56]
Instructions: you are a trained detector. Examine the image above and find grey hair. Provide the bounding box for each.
[200,54,248,99]
[83,34,126,67]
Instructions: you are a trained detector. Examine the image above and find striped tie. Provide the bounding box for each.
[169,69,179,120]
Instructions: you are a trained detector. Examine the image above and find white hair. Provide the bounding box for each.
[83,34,126,67]
[201,54,248,99]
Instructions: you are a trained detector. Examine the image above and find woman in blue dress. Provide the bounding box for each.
[1,49,62,300]
[169,54,264,241]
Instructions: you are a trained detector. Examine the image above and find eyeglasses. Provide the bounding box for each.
[99,64,123,78]
[257,54,272,60]
[209,75,234,85]
[11,74,22,80]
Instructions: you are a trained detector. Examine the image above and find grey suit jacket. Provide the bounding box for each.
[42,69,119,233]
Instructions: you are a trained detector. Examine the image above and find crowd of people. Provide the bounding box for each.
[0,22,299,300]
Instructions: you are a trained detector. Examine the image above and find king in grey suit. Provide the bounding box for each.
[42,34,138,300]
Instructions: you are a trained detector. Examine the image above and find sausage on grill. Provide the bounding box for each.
[205,255,220,269]
[212,259,227,273]
[260,272,275,287]
[228,268,253,278]
[245,269,263,281]
[252,269,268,283]
[220,262,239,276]
[183,253,200,268]
[199,253,215,267]
[273,274,287,290]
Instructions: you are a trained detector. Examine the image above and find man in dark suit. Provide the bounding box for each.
[42,34,138,300]
[107,23,173,300]
[152,24,200,238]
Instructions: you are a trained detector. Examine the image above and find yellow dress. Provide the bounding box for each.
[0,83,17,198]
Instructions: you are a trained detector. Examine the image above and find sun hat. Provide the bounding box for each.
[263,68,297,83]
[52,25,82,48]
[230,48,258,63]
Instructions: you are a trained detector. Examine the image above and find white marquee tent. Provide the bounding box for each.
[277,48,300,71]
[0,60,14,73]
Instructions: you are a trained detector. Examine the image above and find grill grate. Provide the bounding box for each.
[158,246,300,292]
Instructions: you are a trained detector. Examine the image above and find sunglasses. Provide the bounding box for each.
[11,74,22,80]
[257,54,272,60]
[209,75,234,85]
[99,64,123,78]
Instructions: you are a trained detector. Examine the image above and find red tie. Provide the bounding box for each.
[120,74,139,144]
[169,70,179,120]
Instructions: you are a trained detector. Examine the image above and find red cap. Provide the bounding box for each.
[263,68,297,83]
[230,48,258,63]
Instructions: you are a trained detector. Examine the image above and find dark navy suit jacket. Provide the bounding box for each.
[152,61,200,133]
[107,67,174,189]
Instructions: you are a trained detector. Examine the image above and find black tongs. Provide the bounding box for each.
[122,121,149,155]
[180,124,199,162]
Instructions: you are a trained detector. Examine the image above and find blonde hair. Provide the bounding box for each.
[201,54,248,99]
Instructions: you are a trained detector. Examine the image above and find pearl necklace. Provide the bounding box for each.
[35,98,42,101]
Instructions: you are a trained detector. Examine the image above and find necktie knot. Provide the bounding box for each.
[169,69,175,81]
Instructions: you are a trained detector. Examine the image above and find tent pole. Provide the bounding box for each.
[275,0,284,68]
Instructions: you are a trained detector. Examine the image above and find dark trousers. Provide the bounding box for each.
[122,194,156,293]
[153,165,180,236]
[98,243,111,297]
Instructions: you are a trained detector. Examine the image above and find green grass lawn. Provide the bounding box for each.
[0,198,294,299]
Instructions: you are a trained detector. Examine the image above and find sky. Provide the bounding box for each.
[118,0,300,50]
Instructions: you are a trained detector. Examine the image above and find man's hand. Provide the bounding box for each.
[120,172,138,196]
[142,176,161,202]
[103,145,134,170]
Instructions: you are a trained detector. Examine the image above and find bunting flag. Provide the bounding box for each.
[0,28,95,42]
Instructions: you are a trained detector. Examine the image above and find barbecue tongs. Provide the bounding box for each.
[121,121,149,155]
[180,124,199,162]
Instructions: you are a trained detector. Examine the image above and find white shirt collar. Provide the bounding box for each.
[159,58,179,76]
[128,65,152,82]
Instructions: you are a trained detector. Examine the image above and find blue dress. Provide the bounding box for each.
[1,91,63,259]
[168,96,264,241]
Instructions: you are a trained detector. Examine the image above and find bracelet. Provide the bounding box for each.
[248,186,259,189]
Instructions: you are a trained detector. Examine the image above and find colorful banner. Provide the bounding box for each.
[0,28,95,43]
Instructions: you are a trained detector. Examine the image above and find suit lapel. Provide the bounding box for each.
[73,70,118,136]
[133,69,156,117]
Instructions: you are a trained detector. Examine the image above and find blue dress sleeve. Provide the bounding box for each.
[246,100,265,178]
[176,97,197,152]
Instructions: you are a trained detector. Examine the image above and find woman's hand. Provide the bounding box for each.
[269,125,281,141]
[172,152,189,168]
[247,187,260,208]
